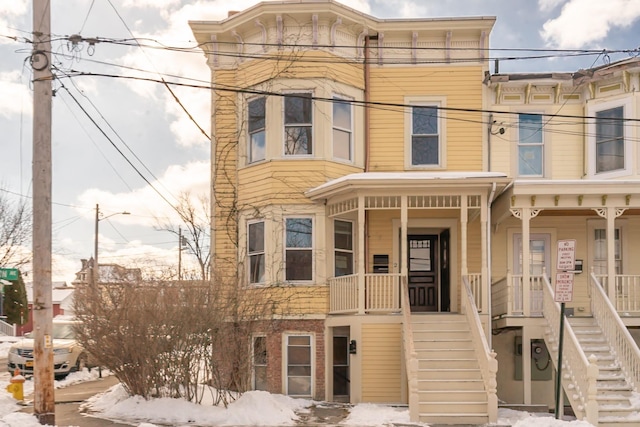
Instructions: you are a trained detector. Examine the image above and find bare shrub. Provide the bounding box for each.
[73,276,291,405]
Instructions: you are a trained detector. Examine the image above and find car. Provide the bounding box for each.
[7,319,93,379]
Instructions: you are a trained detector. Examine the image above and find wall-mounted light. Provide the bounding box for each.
[349,340,357,354]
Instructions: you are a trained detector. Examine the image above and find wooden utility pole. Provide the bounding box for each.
[178,226,182,280]
[32,0,55,423]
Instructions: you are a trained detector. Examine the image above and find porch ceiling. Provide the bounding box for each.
[492,179,640,225]
[305,171,510,201]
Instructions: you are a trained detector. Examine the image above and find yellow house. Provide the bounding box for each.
[191,1,640,425]
[487,58,640,425]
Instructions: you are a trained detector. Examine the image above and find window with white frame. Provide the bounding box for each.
[333,97,352,161]
[248,220,265,284]
[411,105,440,166]
[286,334,312,397]
[513,234,551,276]
[334,220,353,277]
[284,93,313,155]
[248,97,266,163]
[593,228,622,274]
[595,106,624,173]
[285,218,313,281]
[252,335,267,391]
[518,113,544,176]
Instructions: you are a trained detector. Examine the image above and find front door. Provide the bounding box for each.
[408,235,438,312]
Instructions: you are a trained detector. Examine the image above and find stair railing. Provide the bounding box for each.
[462,275,498,423]
[0,318,16,336]
[590,272,640,390]
[541,274,598,424]
[399,275,419,422]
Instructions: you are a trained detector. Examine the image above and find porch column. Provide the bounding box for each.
[480,197,489,314]
[521,208,531,318]
[358,195,365,314]
[606,207,616,301]
[401,196,408,278]
[461,195,468,277]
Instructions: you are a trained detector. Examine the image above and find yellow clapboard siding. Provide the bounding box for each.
[361,324,402,403]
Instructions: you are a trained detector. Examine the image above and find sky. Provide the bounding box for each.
[0,356,605,426]
[1,0,640,283]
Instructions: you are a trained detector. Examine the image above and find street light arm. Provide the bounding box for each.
[94,204,131,286]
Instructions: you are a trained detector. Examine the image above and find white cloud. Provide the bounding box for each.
[0,0,28,43]
[76,160,210,228]
[541,0,640,48]
[0,71,32,118]
[122,0,181,8]
[538,0,566,13]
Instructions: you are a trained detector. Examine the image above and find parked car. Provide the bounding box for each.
[7,319,92,379]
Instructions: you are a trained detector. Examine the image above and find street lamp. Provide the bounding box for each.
[93,203,130,286]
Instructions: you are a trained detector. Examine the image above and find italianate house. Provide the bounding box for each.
[190,1,640,425]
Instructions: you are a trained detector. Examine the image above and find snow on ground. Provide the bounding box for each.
[0,369,599,427]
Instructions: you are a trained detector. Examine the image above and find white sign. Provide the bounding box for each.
[554,272,574,302]
[556,239,576,271]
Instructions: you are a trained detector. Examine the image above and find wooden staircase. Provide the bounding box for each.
[567,317,640,427]
[412,313,490,425]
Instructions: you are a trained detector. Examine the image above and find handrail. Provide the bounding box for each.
[0,319,16,336]
[541,275,598,424]
[462,275,497,423]
[399,275,419,422]
[590,272,640,389]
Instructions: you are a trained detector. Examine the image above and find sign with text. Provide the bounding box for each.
[554,272,574,302]
[0,268,18,281]
[556,239,576,272]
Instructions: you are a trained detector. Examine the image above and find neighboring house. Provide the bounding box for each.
[190,1,640,425]
[486,58,640,424]
[19,282,74,336]
[72,258,143,286]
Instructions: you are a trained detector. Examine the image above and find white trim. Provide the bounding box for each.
[587,219,627,275]
[282,90,314,158]
[331,94,354,163]
[283,332,315,397]
[333,219,354,277]
[247,96,267,164]
[283,215,315,284]
[516,112,545,178]
[247,219,266,285]
[404,96,447,170]
[586,97,633,178]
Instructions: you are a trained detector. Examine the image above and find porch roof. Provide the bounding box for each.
[305,171,510,200]
[492,179,640,224]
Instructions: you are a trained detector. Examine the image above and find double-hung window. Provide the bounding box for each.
[285,218,313,281]
[333,97,352,161]
[518,113,543,176]
[595,106,624,173]
[411,105,440,166]
[593,228,622,274]
[284,93,313,155]
[248,97,266,163]
[248,221,265,284]
[334,220,353,277]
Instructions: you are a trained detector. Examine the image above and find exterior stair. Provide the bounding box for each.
[568,317,640,427]
[412,313,490,425]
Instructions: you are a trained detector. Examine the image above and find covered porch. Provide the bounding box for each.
[491,180,640,325]
[305,172,510,317]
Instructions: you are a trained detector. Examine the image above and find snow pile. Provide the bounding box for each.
[343,403,410,425]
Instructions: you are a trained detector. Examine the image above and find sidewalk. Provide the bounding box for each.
[20,375,131,427]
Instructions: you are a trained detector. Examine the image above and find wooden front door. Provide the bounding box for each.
[408,235,438,312]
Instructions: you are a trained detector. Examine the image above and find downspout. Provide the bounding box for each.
[487,182,497,350]
[363,32,376,273]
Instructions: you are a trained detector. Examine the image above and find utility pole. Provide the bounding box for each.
[94,204,99,287]
[32,0,55,423]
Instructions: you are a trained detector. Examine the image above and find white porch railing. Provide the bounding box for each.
[467,273,483,312]
[462,275,497,423]
[491,272,545,317]
[590,273,640,390]
[0,319,16,336]
[329,274,358,314]
[328,274,402,314]
[596,274,640,314]
[400,276,419,422]
[542,275,599,425]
